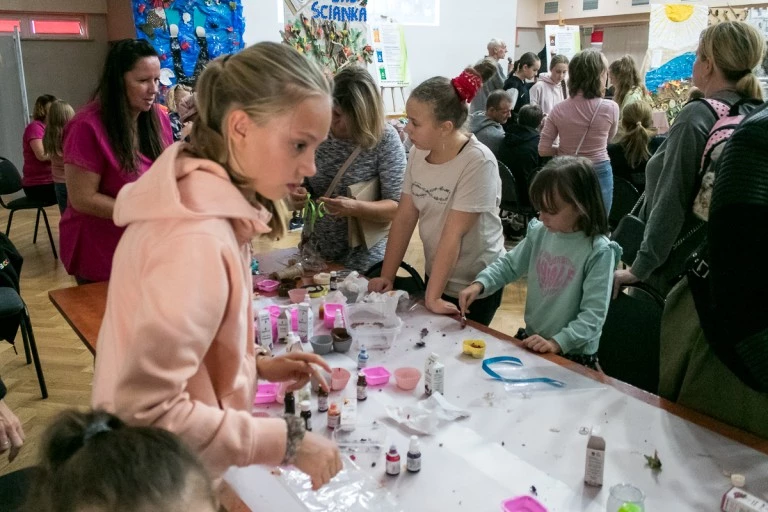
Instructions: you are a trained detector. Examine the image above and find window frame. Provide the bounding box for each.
[0,13,89,40]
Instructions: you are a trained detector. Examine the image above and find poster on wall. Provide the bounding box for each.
[280,0,374,75]
[370,21,409,86]
[544,25,580,71]
[132,0,245,89]
[644,4,707,93]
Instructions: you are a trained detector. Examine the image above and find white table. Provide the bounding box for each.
[227,306,768,512]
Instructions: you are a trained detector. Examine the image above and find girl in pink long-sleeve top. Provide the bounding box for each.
[92,42,342,492]
[539,49,619,213]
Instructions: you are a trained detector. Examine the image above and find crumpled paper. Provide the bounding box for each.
[385,393,471,434]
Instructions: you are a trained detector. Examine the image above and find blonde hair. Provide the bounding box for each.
[615,101,657,168]
[42,100,75,157]
[166,84,192,112]
[333,66,384,150]
[189,42,332,240]
[699,21,765,100]
[609,55,646,108]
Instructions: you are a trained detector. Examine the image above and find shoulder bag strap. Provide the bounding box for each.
[323,146,363,197]
[575,99,604,156]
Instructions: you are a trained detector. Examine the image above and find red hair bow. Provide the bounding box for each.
[451,71,483,103]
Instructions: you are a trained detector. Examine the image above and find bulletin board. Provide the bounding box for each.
[132,0,246,88]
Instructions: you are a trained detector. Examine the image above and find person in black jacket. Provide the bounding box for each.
[658,101,768,438]
[503,52,540,126]
[498,104,544,208]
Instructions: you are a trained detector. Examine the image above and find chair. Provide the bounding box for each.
[497,161,518,213]
[598,283,664,394]
[0,157,58,260]
[365,260,426,297]
[609,176,640,231]
[498,161,538,237]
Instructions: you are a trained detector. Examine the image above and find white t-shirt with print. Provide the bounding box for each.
[403,135,505,297]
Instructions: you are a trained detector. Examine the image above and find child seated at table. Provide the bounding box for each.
[24,409,219,512]
[459,156,621,370]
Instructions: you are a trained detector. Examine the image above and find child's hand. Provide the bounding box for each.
[367,276,393,293]
[458,282,483,316]
[522,335,561,354]
[425,297,460,316]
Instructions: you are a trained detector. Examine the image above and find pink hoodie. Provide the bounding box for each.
[529,73,566,115]
[92,142,287,477]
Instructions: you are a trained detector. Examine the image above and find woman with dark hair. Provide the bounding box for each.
[60,39,172,283]
[21,94,57,203]
[290,65,406,272]
[539,49,619,213]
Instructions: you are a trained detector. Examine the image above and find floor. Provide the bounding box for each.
[0,206,526,476]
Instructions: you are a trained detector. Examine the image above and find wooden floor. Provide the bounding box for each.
[0,206,526,476]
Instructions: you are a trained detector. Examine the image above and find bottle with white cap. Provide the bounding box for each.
[333,309,344,329]
[406,435,421,473]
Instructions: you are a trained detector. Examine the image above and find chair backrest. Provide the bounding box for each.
[598,283,664,394]
[497,161,517,211]
[609,176,640,230]
[364,260,426,297]
[0,158,23,197]
[0,233,23,293]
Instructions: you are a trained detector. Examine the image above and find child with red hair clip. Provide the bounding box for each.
[369,68,506,325]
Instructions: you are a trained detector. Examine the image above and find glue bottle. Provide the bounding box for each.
[386,444,401,476]
[406,436,421,473]
[333,309,344,329]
[357,345,369,370]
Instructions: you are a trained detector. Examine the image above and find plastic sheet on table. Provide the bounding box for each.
[488,364,607,395]
[279,459,404,512]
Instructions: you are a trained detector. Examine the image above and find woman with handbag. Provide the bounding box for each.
[291,66,407,272]
[539,49,619,213]
[613,21,764,298]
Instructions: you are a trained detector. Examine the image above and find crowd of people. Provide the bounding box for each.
[2,18,766,509]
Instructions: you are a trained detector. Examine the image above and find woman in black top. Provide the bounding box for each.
[503,52,540,124]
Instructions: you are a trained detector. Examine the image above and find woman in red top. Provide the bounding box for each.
[22,94,57,203]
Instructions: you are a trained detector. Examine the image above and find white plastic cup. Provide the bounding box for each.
[606,483,645,512]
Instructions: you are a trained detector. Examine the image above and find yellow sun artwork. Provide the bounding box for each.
[648,4,708,62]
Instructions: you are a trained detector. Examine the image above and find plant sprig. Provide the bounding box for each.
[302,193,327,233]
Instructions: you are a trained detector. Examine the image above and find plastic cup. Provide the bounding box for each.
[606,484,645,512]
[330,368,351,391]
[394,367,421,390]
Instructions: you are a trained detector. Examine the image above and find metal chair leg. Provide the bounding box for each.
[18,313,31,365]
[21,307,48,399]
[40,208,58,260]
[5,210,14,236]
[33,209,41,244]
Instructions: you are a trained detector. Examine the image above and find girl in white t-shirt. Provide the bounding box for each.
[368,68,506,325]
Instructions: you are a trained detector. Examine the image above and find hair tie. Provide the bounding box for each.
[451,71,483,103]
[83,418,112,442]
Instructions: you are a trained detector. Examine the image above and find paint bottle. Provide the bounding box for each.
[356,372,368,401]
[385,445,401,476]
[406,436,421,473]
[284,391,296,416]
[300,400,312,432]
[333,309,344,329]
[317,387,329,413]
[357,345,369,370]
[584,433,606,487]
[277,309,291,343]
[330,270,338,291]
[327,402,341,430]
[297,302,313,343]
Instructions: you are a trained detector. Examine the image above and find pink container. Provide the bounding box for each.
[253,382,279,405]
[331,368,351,391]
[288,288,309,304]
[324,303,345,329]
[361,366,390,386]
[267,306,299,339]
[256,279,279,293]
[500,496,547,512]
[394,367,421,390]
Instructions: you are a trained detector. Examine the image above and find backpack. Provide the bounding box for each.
[692,98,762,221]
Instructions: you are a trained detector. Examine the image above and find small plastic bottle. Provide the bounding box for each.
[330,271,338,291]
[406,436,421,473]
[327,402,341,430]
[333,309,344,329]
[300,400,312,431]
[356,372,368,401]
[318,298,326,320]
[385,445,401,476]
[284,391,296,416]
[317,387,329,413]
[357,345,369,370]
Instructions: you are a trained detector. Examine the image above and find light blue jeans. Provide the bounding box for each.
[592,160,613,215]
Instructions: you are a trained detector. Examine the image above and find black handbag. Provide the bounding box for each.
[611,193,645,265]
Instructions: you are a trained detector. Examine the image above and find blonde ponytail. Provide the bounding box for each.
[699,21,765,101]
[617,101,657,168]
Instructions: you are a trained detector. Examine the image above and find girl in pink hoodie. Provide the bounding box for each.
[92,42,342,491]
[529,54,569,115]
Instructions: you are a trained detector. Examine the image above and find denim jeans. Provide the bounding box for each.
[592,160,613,215]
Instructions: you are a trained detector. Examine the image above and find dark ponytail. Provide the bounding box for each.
[513,52,540,73]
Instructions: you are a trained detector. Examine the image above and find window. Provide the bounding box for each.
[0,14,88,39]
[583,0,599,10]
[544,1,559,14]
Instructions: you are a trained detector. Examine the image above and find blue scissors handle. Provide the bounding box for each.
[482,356,566,388]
